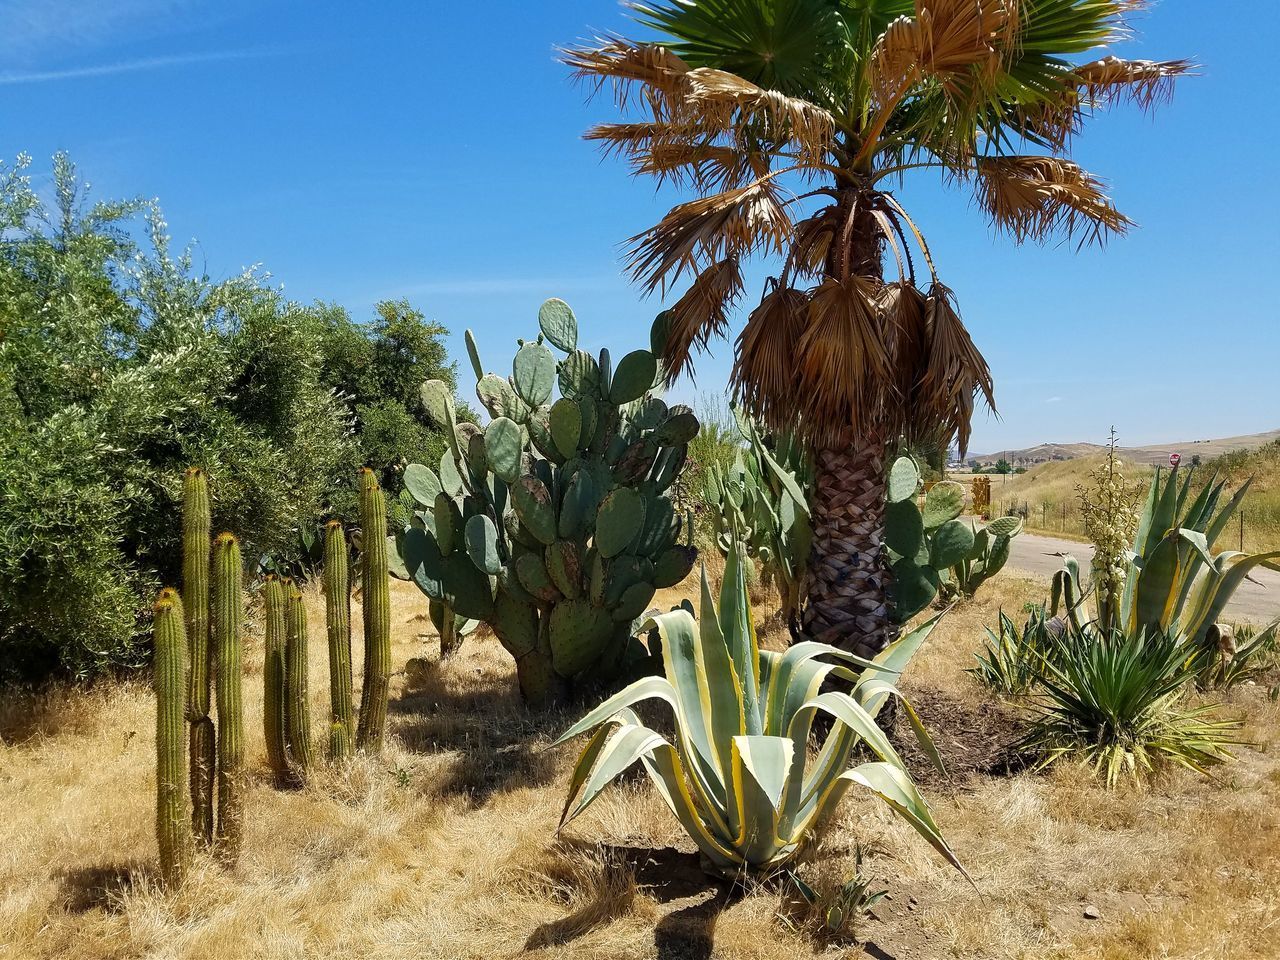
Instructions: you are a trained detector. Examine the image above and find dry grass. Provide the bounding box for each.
[2,572,1278,959]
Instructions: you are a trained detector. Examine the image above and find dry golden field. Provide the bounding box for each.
[2,572,1278,960]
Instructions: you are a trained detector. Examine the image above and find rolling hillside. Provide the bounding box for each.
[971,428,1280,468]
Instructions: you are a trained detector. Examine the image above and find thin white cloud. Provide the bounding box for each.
[0,48,268,85]
[1045,396,1064,404]
[0,0,195,60]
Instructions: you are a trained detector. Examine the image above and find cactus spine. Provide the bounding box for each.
[356,469,391,753]
[181,467,215,845]
[153,588,191,886]
[212,533,244,864]
[285,583,315,778]
[324,521,354,761]
[262,575,292,786]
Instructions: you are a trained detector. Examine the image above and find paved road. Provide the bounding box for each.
[1005,532,1280,625]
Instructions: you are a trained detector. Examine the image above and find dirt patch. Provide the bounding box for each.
[888,686,1027,790]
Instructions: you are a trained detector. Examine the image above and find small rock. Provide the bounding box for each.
[1083,905,1101,920]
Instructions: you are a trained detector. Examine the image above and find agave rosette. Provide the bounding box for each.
[555,542,966,879]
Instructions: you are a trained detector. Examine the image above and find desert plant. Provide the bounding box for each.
[565,3,1186,658]
[181,467,215,846]
[703,410,812,631]
[395,300,699,707]
[1056,464,1280,645]
[356,469,392,752]
[1021,625,1242,787]
[261,575,291,786]
[884,456,1022,621]
[152,587,191,886]
[1192,621,1280,692]
[324,521,355,761]
[1076,430,1144,630]
[970,608,1060,696]
[212,533,244,863]
[788,844,888,941]
[284,582,315,779]
[555,540,962,880]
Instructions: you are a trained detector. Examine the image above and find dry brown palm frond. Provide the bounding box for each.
[561,37,690,114]
[973,155,1132,246]
[880,281,931,417]
[869,0,1020,107]
[677,68,837,162]
[627,173,794,292]
[662,258,744,382]
[783,210,836,282]
[635,140,761,192]
[915,283,995,455]
[1070,56,1193,111]
[791,276,889,447]
[732,283,811,423]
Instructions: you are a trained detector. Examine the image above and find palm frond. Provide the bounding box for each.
[732,283,811,428]
[681,67,837,161]
[627,173,794,292]
[1069,55,1193,111]
[915,283,995,456]
[562,36,690,112]
[663,258,745,382]
[972,155,1132,246]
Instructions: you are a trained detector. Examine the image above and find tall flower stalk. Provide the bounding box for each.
[1076,428,1142,631]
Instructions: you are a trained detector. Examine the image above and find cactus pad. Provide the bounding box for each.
[538,298,578,352]
[548,599,614,676]
[609,349,657,405]
[549,398,583,459]
[513,476,558,545]
[513,342,555,407]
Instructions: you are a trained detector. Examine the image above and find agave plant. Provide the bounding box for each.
[969,606,1059,697]
[1021,624,1242,787]
[1055,465,1280,644]
[555,540,965,880]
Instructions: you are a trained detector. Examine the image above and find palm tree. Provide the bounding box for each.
[564,0,1187,657]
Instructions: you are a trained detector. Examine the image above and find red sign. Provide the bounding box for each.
[1169,453,1181,468]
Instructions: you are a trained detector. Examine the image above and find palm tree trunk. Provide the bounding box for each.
[803,435,894,658]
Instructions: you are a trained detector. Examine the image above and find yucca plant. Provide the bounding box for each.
[1021,625,1242,787]
[556,539,964,880]
[969,607,1059,696]
[565,0,1188,658]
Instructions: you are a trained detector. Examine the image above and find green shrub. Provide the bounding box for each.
[1021,625,1242,787]
[969,608,1058,696]
[0,153,464,683]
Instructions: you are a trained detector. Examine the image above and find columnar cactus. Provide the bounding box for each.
[323,521,354,761]
[356,469,392,753]
[153,588,191,886]
[884,457,1022,620]
[284,583,315,779]
[703,410,811,633]
[181,466,215,846]
[262,575,292,786]
[212,533,244,864]
[394,300,698,707]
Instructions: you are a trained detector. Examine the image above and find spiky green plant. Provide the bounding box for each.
[153,588,191,887]
[703,410,811,633]
[262,575,291,786]
[395,300,699,707]
[969,607,1059,696]
[1056,464,1280,644]
[555,539,963,880]
[324,521,354,761]
[212,533,244,863]
[181,466,215,846]
[356,469,392,753]
[284,582,315,779]
[1021,624,1242,787]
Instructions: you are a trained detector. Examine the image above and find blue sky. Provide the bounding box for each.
[3,0,1276,453]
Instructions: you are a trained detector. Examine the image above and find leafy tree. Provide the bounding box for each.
[995,459,1013,475]
[566,1,1186,655]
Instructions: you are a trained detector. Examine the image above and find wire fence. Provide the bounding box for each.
[993,497,1257,552]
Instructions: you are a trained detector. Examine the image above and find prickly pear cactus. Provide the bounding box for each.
[884,456,1023,621]
[394,300,698,707]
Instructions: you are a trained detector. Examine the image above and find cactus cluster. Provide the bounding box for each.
[393,299,698,706]
[702,410,811,632]
[885,456,1023,621]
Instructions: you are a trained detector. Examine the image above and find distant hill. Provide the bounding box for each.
[970,429,1280,467]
